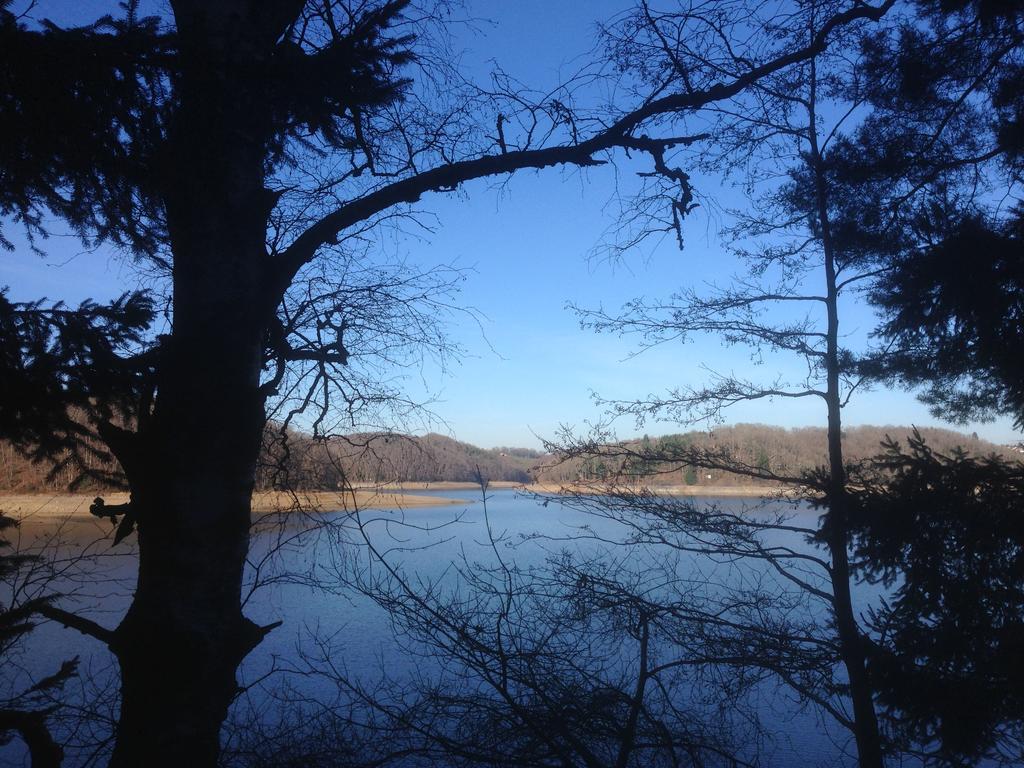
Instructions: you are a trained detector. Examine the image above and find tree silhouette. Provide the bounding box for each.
[845,433,1024,762]
[825,0,1024,426]
[866,216,1024,427]
[0,0,896,764]
[549,2,1024,765]
[556,0,1024,763]
[568,2,895,762]
[816,4,1024,756]
[0,291,155,494]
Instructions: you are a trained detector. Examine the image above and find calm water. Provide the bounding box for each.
[4,489,871,767]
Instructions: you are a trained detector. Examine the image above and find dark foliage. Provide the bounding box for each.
[820,5,1024,751]
[913,0,1024,163]
[0,1,170,256]
[0,0,414,257]
[865,215,1024,426]
[829,0,1024,425]
[847,433,1024,760]
[0,290,154,488]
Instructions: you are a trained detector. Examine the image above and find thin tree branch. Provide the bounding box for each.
[35,604,117,647]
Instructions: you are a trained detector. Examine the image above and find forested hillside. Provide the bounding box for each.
[0,428,542,491]
[256,431,540,488]
[535,424,1019,487]
[1,422,1014,492]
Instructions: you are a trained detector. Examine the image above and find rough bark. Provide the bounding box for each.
[106,4,275,764]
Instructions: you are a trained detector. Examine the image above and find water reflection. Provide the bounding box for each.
[5,490,870,767]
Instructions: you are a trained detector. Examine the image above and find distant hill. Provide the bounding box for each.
[0,422,1016,492]
[534,423,1019,487]
[0,428,543,492]
[263,432,542,487]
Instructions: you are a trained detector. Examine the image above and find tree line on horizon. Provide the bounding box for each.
[0,420,1010,492]
[536,423,1015,486]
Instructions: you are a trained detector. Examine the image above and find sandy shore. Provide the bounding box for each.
[525,482,793,498]
[353,480,522,492]
[359,481,789,497]
[1,482,794,522]
[0,489,467,521]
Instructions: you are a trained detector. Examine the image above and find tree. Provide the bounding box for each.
[867,216,1024,427]
[0,290,155,501]
[556,0,1024,763]
[569,3,896,764]
[845,432,1024,763]
[0,0,897,764]
[829,0,1024,426]
[819,3,1024,758]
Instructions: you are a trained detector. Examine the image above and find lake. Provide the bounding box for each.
[3,489,874,767]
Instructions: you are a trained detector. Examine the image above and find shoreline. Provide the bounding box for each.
[1,483,790,521]
[524,482,792,498]
[352,480,522,492]
[0,489,467,522]
[356,480,788,498]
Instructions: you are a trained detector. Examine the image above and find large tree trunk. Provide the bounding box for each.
[108,310,267,766]
[107,5,278,764]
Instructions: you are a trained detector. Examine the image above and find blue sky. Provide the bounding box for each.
[381,0,1022,448]
[2,1,1020,449]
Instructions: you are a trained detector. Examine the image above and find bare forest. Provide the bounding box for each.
[1,423,1007,492]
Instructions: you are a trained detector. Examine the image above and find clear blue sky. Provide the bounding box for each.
[2,0,1019,450]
